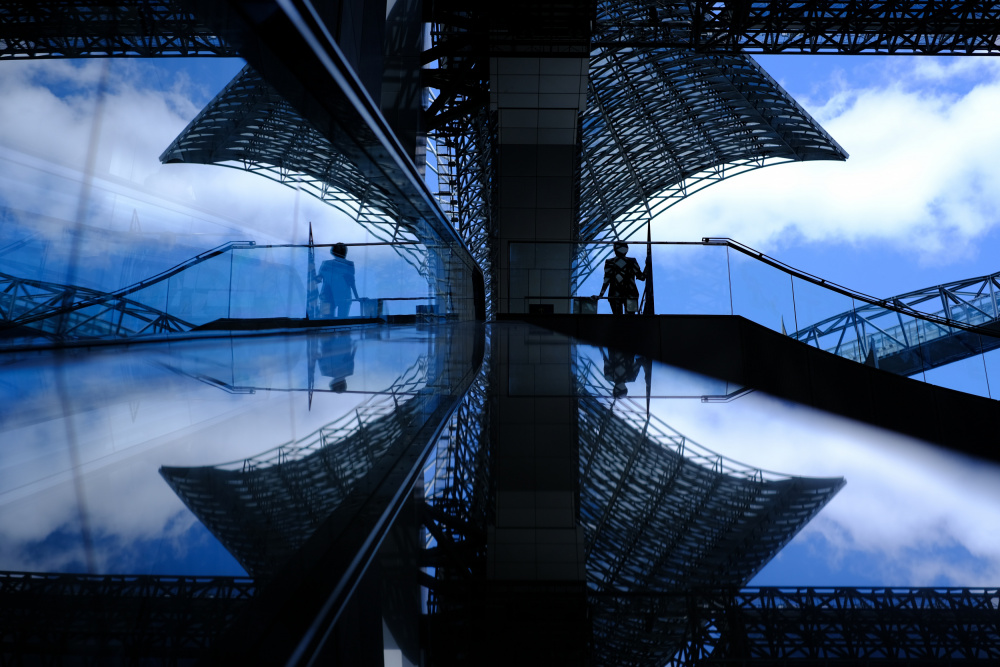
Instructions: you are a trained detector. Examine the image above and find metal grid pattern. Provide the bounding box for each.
[160,66,428,263]
[594,1,1000,55]
[425,12,499,319]
[161,357,433,578]
[683,587,1000,665]
[0,1,236,58]
[0,571,255,662]
[577,361,844,666]
[421,330,493,603]
[0,269,194,338]
[576,46,847,282]
[0,242,251,339]
[792,269,1000,374]
[428,97,498,320]
[578,390,843,587]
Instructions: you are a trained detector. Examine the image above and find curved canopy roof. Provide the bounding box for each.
[577,46,847,278]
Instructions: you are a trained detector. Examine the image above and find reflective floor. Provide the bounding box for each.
[0,323,480,578]
[2,320,999,664]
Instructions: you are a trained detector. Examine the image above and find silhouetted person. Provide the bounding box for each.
[317,243,359,318]
[318,334,356,392]
[603,347,645,398]
[595,242,645,315]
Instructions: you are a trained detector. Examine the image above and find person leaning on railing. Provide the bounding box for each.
[317,243,360,318]
[594,242,645,315]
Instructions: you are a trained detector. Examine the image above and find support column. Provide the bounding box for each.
[492,57,588,314]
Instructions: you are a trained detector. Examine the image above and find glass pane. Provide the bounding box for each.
[653,244,730,315]
[789,277,857,346]
[728,250,795,333]
[923,345,990,398]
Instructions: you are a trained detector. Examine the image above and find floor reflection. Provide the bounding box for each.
[3,320,999,664]
[0,323,481,578]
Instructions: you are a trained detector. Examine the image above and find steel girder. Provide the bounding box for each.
[594,1,1000,55]
[0,1,236,58]
[0,571,255,661]
[677,587,1000,664]
[577,46,847,283]
[425,13,499,320]
[792,270,1000,374]
[160,355,434,578]
[577,384,843,581]
[0,270,195,338]
[160,66,434,274]
[0,241,256,341]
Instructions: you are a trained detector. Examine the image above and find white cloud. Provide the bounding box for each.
[0,59,364,246]
[655,58,1000,266]
[651,389,1000,586]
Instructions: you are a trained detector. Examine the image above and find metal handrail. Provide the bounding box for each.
[1,241,256,331]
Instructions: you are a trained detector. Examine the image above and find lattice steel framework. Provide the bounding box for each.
[421,328,493,616]
[0,571,255,662]
[0,269,194,338]
[0,241,254,340]
[161,356,434,578]
[426,88,498,320]
[661,587,1000,665]
[424,9,499,319]
[160,66,437,272]
[0,1,236,58]
[594,1,1000,54]
[577,46,846,283]
[792,269,1000,375]
[576,358,844,666]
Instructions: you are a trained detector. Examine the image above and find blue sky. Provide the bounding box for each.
[1,54,999,588]
[658,54,1000,298]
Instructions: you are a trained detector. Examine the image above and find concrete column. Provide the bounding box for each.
[491,57,588,315]
[489,324,585,583]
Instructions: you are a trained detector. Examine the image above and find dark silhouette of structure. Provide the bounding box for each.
[3,2,1000,666]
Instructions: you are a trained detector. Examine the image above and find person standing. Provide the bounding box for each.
[317,243,359,318]
[595,242,645,315]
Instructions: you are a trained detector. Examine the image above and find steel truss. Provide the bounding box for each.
[629,587,1000,665]
[0,1,236,58]
[421,327,492,603]
[792,269,1000,375]
[161,355,434,578]
[0,270,194,338]
[0,241,254,340]
[425,13,499,320]
[594,1,1000,55]
[0,571,255,662]
[577,45,846,284]
[160,66,461,304]
[576,363,844,665]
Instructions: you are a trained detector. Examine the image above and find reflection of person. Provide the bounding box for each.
[317,243,359,318]
[594,242,645,315]
[602,347,644,398]
[318,334,356,392]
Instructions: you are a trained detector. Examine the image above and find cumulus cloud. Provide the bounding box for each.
[0,332,434,573]
[651,388,1000,586]
[0,59,363,247]
[655,58,1000,266]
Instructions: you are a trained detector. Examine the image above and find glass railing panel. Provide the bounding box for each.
[981,346,1000,398]
[309,243,437,319]
[650,243,731,315]
[228,246,306,321]
[870,310,929,380]
[788,278,858,350]
[164,250,237,325]
[921,339,991,399]
[728,250,796,333]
